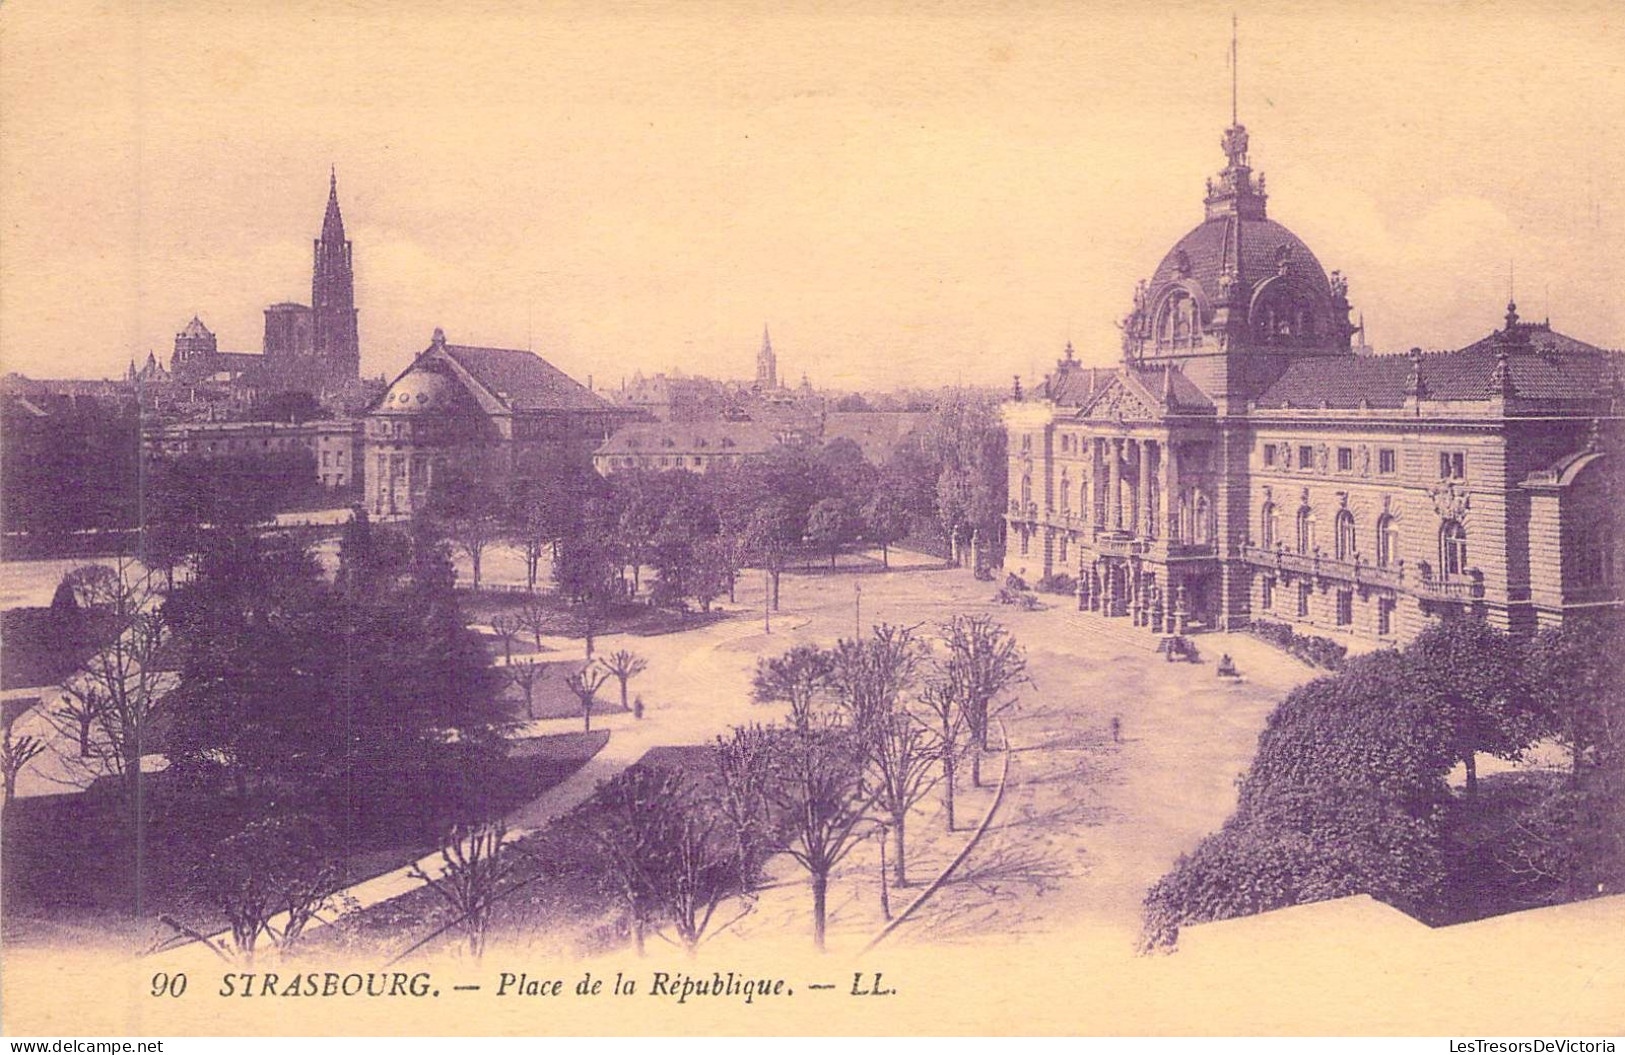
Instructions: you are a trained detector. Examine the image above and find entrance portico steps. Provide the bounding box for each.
[1060,606,1168,654]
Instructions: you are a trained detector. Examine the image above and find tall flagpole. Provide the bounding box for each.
[1232,14,1239,126]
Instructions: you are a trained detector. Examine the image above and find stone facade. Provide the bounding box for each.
[1004,119,1623,644]
[365,328,636,517]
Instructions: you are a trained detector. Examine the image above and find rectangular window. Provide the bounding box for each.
[1261,576,1274,610]
[1336,589,1353,626]
[1337,447,1353,472]
[1440,451,1465,479]
[1299,445,1314,470]
[1378,448,1397,474]
[1263,443,1277,468]
[1378,597,1395,636]
[1297,583,1312,617]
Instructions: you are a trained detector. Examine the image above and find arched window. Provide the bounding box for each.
[1441,520,1468,578]
[1156,290,1199,349]
[1335,510,1357,562]
[1376,514,1396,568]
[1059,472,1071,514]
[1296,507,1314,555]
[1261,501,1278,547]
[1020,475,1032,509]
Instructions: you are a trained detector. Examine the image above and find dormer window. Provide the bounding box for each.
[1156,289,1199,349]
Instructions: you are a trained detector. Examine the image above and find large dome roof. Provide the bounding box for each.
[379,367,460,414]
[1149,215,1333,309]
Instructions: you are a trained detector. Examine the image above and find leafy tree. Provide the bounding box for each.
[489,612,522,664]
[807,497,856,568]
[516,595,554,650]
[753,645,835,729]
[425,466,506,590]
[861,476,913,568]
[1524,616,1625,782]
[744,499,798,611]
[1141,649,1459,951]
[601,650,649,713]
[554,531,620,658]
[830,623,925,735]
[1404,618,1538,796]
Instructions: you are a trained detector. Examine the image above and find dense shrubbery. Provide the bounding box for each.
[1246,619,1349,670]
[1141,616,1625,951]
[1035,572,1075,595]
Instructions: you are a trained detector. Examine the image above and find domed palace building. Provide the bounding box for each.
[365,328,635,517]
[1004,118,1623,643]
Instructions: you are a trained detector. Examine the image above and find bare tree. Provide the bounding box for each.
[489,612,522,664]
[517,595,553,650]
[939,614,1029,787]
[601,649,649,713]
[408,820,518,959]
[715,724,780,887]
[50,559,172,913]
[193,813,343,963]
[863,705,940,885]
[771,720,871,951]
[916,677,970,831]
[1,710,46,806]
[752,645,835,729]
[565,663,612,732]
[830,623,925,736]
[579,765,678,955]
[507,659,546,720]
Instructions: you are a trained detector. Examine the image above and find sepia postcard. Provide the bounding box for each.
[1,0,1622,1041]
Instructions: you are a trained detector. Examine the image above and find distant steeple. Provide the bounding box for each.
[311,168,359,384]
[756,324,778,389]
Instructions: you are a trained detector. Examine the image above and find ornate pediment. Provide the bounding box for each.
[1079,375,1159,422]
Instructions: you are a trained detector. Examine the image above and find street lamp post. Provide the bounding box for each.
[854,581,862,638]
[764,568,772,634]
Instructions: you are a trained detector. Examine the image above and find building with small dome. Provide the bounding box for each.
[364,328,636,517]
[1004,112,1623,643]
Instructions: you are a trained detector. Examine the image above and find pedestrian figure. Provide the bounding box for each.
[1110,715,1121,743]
[633,694,645,720]
[1217,653,1239,678]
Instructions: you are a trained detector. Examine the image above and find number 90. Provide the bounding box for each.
[150,972,187,998]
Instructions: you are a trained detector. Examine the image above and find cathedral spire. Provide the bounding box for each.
[322,166,346,244]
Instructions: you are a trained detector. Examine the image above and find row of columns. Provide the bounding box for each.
[1069,436,1181,543]
[1074,557,1190,633]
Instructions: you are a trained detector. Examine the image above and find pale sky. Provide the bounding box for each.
[2,0,1622,392]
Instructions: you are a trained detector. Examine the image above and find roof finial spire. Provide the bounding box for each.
[1231,13,1239,127]
[330,164,337,197]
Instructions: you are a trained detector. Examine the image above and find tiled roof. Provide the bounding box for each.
[1254,327,1619,409]
[1125,365,1215,412]
[442,345,612,413]
[1046,364,1117,406]
[820,411,927,463]
[596,421,780,457]
[1150,215,1333,311]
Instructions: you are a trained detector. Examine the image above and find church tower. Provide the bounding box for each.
[310,168,360,385]
[756,324,778,389]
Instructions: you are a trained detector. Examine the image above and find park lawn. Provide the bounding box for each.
[303,744,723,961]
[0,730,609,950]
[459,588,737,640]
